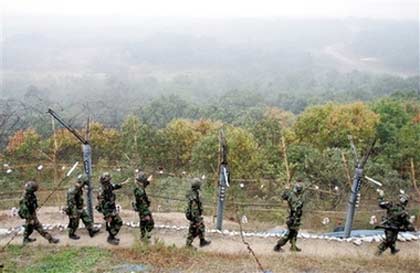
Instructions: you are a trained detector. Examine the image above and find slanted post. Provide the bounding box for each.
[83,118,94,220]
[343,136,376,238]
[47,109,94,221]
[216,129,230,231]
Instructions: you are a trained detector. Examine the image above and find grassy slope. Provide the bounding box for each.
[1,240,419,273]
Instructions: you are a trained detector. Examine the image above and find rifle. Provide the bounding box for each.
[374,225,415,232]
[39,162,79,207]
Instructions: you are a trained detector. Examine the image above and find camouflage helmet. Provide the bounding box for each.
[191,178,202,190]
[24,181,39,193]
[294,182,303,194]
[77,174,89,186]
[100,172,112,184]
[399,193,409,206]
[136,171,147,182]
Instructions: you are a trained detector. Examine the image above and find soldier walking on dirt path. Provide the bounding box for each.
[185,178,211,249]
[18,181,59,245]
[66,175,100,240]
[375,189,415,256]
[133,172,154,241]
[273,180,305,252]
[96,172,123,245]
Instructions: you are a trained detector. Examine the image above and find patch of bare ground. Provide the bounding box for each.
[1,209,419,273]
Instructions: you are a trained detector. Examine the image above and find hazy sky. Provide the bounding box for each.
[3,0,419,20]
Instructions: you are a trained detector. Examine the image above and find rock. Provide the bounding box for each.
[0,228,9,236]
[352,239,362,246]
[397,234,406,242]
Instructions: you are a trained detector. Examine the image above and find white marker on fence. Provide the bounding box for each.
[364,176,383,187]
[66,162,79,177]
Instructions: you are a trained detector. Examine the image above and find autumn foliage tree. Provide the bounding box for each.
[7,129,42,161]
[293,102,379,150]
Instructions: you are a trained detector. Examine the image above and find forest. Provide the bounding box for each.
[1,89,419,203]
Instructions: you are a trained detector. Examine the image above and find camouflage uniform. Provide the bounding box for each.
[96,173,123,245]
[133,172,154,240]
[376,193,415,255]
[274,183,304,252]
[66,176,99,239]
[18,181,59,244]
[185,178,211,248]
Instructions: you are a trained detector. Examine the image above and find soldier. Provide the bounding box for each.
[96,172,123,245]
[18,181,59,245]
[375,190,415,256]
[273,181,305,252]
[132,172,154,240]
[66,175,100,240]
[185,178,211,249]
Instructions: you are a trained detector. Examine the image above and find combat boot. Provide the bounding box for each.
[186,237,196,249]
[290,239,301,252]
[273,244,283,252]
[274,237,287,252]
[23,237,36,245]
[69,233,80,240]
[88,227,100,238]
[48,237,60,244]
[107,235,119,245]
[186,243,197,250]
[390,248,400,255]
[199,238,211,247]
[141,234,152,242]
[375,248,384,256]
[290,245,302,252]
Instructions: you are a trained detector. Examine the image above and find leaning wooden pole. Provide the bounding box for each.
[410,158,420,200]
[281,135,291,185]
[341,152,353,188]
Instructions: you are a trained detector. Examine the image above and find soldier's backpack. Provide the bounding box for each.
[185,205,192,221]
[17,208,25,219]
[18,199,27,219]
[95,192,104,213]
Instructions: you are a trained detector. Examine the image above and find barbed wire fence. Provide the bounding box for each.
[2,161,418,232]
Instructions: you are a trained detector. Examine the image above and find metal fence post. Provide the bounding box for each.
[216,130,230,231]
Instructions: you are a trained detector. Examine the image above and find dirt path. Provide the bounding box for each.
[1,224,419,260]
[1,208,419,260]
[322,44,415,77]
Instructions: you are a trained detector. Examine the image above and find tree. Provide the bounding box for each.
[372,98,420,177]
[88,122,121,162]
[139,95,200,128]
[250,107,295,177]
[164,119,201,170]
[192,125,265,179]
[293,102,379,150]
[44,128,80,162]
[6,129,42,161]
[120,115,167,168]
[372,98,410,144]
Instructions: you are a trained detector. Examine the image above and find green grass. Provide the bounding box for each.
[1,246,111,273]
[2,241,419,273]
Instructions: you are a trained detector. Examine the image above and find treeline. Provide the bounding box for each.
[1,73,419,139]
[2,96,419,199]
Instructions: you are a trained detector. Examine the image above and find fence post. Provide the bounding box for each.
[216,129,230,231]
[343,136,376,238]
[47,109,94,222]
